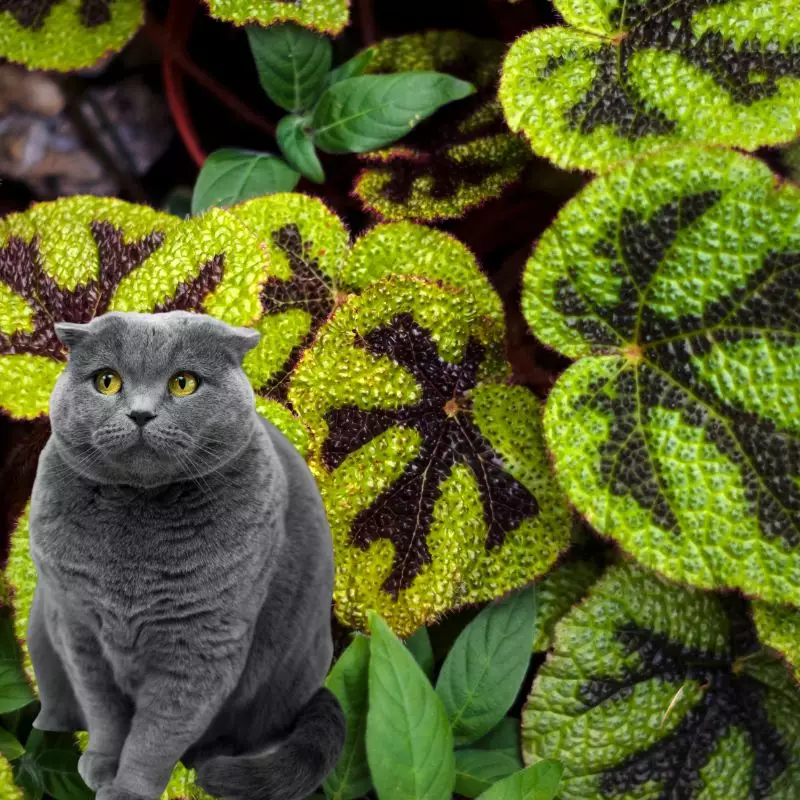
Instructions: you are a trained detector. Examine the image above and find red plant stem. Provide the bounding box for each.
[145,15,276,141]
[358,0,377,45]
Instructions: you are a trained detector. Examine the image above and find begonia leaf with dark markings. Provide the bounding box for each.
[500,0,800,172]
[523,147,800,606]
[753,601,800,682]
[0,196,270,421]
[0,0,142,70]
[353,31,531,222]
[522,563,800,799]
[204,0,348,35]
[290,276,571,636]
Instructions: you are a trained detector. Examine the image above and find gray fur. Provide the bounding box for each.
[27,310,344,800]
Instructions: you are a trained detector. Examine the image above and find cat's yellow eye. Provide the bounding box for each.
[94,370,122,395]
[169,372,199,397]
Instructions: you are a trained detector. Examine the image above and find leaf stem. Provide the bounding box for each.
[357,0,378,45]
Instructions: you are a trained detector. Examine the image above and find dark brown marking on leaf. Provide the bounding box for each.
[258,224,336,404]
[0,0,58,29]
[565,0,800,139]
[78,0,111,26]
[321,313,539,597]
[582,603,788,799]
[153,255,225,313]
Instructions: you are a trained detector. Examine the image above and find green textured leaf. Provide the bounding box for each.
[404,626,434,679]
[476,760,562,800]
[0,728,24,761]
[753,601,800,682]
[247,24,332,113]
[0,751,24,800]
[312,73,476,154]
[521,563,800,799]
[455,749,522,798]
[436,587,537,745]
[499,0,800,171]
[324,634,372,800]
[366,612,455,800]
[0,611,35,714]
[523,146,800,606]
[354,31,531,222]
[0,0,143,71]
[277,116,326,184]
[327,47,375,87]
[204,0,349,35]
[191,149,300,214]
[289,276,572,636]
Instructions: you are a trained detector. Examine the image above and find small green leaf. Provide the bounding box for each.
[0,727,24,761]
[312,72,476,154]
[436,588,537,746]
[471,717,523,761]
[247,23,333,113]
[404,626,434,679]
[324,635,372,800]
[0,612,35,714]
[366,611,455,800]
[455,749,523,798]
[327,48,376,86]
[25,732,92,800]
[277,116,326,184]
[191,149,300,214]
[476,760,562,800]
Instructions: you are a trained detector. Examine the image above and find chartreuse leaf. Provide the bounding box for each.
[404,627,434,679]
[436,587,537,745]
[191,149,300,214]
[0,0,142,71]
[324,634,372,800]
[312,73,476,154]
[523,146,800,606]
[366,612,455,800]
[499,0,800,172]
[354,31,531,221]
[0,752,25,800]
[204,0,349,35]
[476,760,562,800]
[753,601,800,682]
[247,24,332,113]
[522,563,800,798]
[277,116,325,184]
[290,276,571,636]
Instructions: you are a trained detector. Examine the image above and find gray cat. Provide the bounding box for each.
[26,310,345,800]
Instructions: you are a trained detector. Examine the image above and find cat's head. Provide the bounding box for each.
[49,311,261,488]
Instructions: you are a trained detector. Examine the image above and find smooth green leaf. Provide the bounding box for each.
[0,613,35,714]
[161,186,193,219]
[0,727,24,761]
[324,635,372,800]
[14,755,44,800]
[404,626,434,679]
[366,611,455,800]
[455,749,523,798]
[191,149,300,214]
[436,587,537,746]
[476,760,562,800]
[471,717,523,761]
[312,72,476,154]
[327,48,375,87]
[277,116,326,184]
[247,23,332,113]
[24,732,92,800]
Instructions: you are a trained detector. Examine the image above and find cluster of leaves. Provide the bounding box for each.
[0,0,349,71]
[191,24,476,214]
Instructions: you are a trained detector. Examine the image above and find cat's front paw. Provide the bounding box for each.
[78,752,119,791]
[94,787,153,800]
[33,710,83,732]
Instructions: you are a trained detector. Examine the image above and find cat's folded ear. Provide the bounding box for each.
[220,326,261,361]
[54,322,92,349]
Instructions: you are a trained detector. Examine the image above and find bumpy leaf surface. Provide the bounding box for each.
[353,31,530,221]
[0,0,142,70]
[500,0,800,172]
[290,276,571,636]
[203,0,348,35]
[523,147,800,605]
[522,563,800,799]
[753,601,800,682]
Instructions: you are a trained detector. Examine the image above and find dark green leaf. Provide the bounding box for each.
[324,635,372,800]
[311,72,475,154]
[455,749,522,798]
[404,626,434,679]
[476,760,562,800]
[0,727,24,761]
[366,611,454,800]
[436,587,537,746]
[191,149,300,214]
[247,23,332,113]
[161,187,193,219]
[471,717,523,762]
[26,732,92,800]
[327,48,375,87]
[0,612,35,714]
[277,116,326,184]
[15,755,44,800]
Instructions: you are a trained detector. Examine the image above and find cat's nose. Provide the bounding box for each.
[128,410,156,427]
